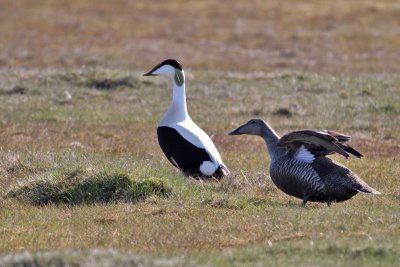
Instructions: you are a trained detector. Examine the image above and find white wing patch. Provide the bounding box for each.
[295,145,315,163]
[200,161,217,176]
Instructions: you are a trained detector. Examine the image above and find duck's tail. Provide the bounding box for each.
[357,186,381,195]
[214,164,230,180]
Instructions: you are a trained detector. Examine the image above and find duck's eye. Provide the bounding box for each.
[251,120,256,124]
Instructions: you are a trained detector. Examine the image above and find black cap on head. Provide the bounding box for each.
[143,59,183,76]
[159,59,183,70]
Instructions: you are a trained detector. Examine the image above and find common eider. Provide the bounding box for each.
[229,119,381,206]
[143,59,229,179]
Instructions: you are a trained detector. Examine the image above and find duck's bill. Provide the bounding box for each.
[228,125,244,135]
[143,71,157,77]
[143,62,164,76]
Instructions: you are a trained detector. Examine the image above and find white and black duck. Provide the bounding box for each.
[229,119,381,205]
[143,59,229,179]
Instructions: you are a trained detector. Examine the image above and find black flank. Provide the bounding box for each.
[157,126,214,178]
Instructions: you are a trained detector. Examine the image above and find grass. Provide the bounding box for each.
[0,0,399,266]
[6,169,171,205]
[1,0,400,73]
[0,68,398,266]
[0,249,200,267]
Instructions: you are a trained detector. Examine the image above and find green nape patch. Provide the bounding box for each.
[6,170,172,205]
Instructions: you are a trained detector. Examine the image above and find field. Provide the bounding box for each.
[0,1,399,266]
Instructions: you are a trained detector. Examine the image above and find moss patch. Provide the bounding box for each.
[6,170,171,205]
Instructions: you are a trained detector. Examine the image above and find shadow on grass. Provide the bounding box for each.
[201,198,244,210]
[246,197,307,209]
[6,170,171,205]
[0,85,28,95]
[84,77,138,90]
[58,70,141,90]
[272,107,292,117]
[200,196,304,210]
[325,245,390,259]
[0,249,199,267]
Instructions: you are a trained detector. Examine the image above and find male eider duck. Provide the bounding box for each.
[229,119,381,206]
[143,59,229,179]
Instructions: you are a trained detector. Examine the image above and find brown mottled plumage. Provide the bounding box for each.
[229,119,381,206]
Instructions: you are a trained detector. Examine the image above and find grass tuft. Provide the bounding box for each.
[272,108,292,117]
[128,176,172,201]
[325,245,391,259]
[6,170,172,205]
[381,103,400,115]
[359,89,374,97]
[202,197,244,210]
[85,77,138,90]
[58,69,141,90]
[0,85,28,95]
[0,249,200,267]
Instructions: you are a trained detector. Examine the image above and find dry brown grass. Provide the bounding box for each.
[1,0,400,73]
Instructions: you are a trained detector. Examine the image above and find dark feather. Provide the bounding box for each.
[278,129,363,159]
[323,130,363,158]
[322,130,350,142]
[278,130,350,158]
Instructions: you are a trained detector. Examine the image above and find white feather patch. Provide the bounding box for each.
[199,161,217,176]
[295,145,315,163]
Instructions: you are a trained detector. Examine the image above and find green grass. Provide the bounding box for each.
[0,68,399,266]
[0,249,200,267]
[6,170,171,205]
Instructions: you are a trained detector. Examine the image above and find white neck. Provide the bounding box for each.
[159,80,190,126]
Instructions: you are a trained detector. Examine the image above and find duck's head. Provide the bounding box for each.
[143,59,185,86]
[229,119,268,137]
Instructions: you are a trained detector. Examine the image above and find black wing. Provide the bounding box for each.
[278,130,362,159]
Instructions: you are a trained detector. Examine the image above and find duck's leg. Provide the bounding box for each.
[327,196,332,206]
[302,196,309,206]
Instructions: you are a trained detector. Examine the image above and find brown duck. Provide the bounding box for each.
[229,119,381,206]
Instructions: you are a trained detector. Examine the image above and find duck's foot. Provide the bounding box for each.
[302,196,308,206]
